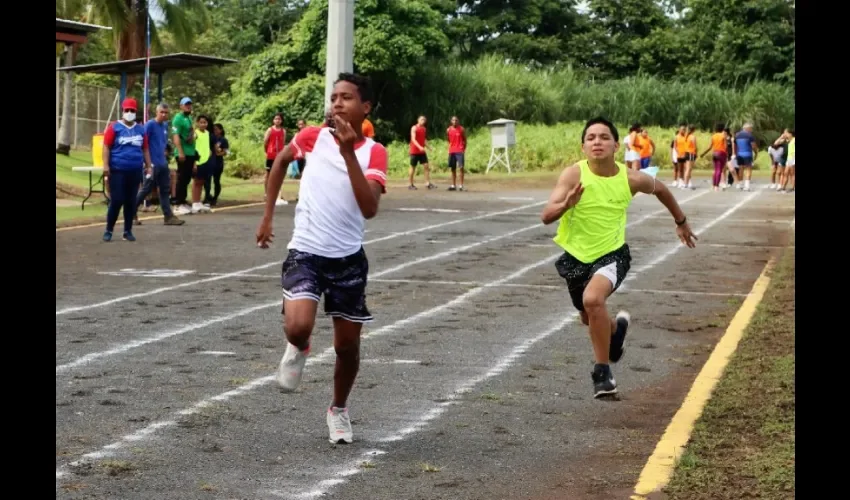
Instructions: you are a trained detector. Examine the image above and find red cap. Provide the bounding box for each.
[121,98,137,111]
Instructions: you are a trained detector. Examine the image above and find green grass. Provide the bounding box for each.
[383,122,777,177]
[219,121,779,178]
[56,150,99,192]
[56,141,773,227]
[56,151,296,226]
[664,244,795,500]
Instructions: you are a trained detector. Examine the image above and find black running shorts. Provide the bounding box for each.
[554,244,632,312]
[280,247,373,323]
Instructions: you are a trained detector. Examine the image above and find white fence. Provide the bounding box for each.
[56,81,120,150]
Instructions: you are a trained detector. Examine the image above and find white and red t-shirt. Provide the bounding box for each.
[287,126,388,258]
[447,125,465,154]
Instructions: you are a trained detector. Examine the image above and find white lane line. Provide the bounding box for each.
[646,215,793,224]
[55,224,546,375]
[277,191,763,499]
[55,201,546,316]
[55,190,709,481]
[398,207,463,213]
[196,351,236,356]
[132,276,746,297]
[624,288,748,297]
[362,359,421,365]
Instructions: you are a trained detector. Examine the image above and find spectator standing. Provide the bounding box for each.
[102,98,151,241]
[171,97,196,214]
[134,103,185,225]
[205,123,229,206]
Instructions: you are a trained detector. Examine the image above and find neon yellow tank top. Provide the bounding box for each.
[788,138,795,158]
[196,129,211,165]
[553,160,633,263]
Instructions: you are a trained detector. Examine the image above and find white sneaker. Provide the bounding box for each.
[191,202,211,214]
[174,205,191,216]
[276,342,309,392]
[327,406,353,444]
[275,198,288,206]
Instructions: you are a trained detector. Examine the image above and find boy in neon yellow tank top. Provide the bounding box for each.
[541,117,697,398]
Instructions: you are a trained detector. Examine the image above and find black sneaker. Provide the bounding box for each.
[609,310,631,363]
[592,363,618,398]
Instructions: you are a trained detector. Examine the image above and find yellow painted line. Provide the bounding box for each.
[630,256,776,500]
[55,201,268,233]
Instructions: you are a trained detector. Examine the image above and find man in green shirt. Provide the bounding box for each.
[540,117,697,398]
[171,96,196,210]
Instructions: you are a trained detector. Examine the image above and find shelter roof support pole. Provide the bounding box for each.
[56,52,61,149]
[119,72,127,103]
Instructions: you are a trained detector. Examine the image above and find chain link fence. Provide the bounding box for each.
[56,81,120,151]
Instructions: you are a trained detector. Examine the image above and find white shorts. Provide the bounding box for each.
[787,156,795,167]
[625,150,640,162]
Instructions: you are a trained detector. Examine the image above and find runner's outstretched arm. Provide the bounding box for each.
[540,164,581,225]
[628,170,698,248]
[255,146,293,248]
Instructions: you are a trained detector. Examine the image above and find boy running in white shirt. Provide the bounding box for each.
[256,73,388,444]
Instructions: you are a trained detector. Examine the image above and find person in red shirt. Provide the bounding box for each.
[264,113,288,206]
[446,116,467,191]
[408,115,435,190]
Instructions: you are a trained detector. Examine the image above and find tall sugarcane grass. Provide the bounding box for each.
[223,54,793,177]
[389,55,794,138]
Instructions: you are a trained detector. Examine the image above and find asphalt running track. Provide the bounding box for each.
[56,185,796,499]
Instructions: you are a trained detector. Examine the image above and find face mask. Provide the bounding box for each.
[183,111,191,116]
[123,112,136,122]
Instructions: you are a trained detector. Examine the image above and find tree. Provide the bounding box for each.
[56,0,208,154]
[222,0,450,135]
[677,0,795,86]
[447,0,588,66]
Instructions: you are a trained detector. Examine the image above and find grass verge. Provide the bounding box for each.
[56,149,774,227]
[663,244,795,500]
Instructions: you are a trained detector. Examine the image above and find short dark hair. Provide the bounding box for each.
[335,72,374,105]
[214,123,225,136]
[715,123,725,133]
[196,114,210,124]
[582,116,619,143]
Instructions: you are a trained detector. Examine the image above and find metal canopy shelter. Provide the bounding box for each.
[57,53,238,104]
[57,18,111,44]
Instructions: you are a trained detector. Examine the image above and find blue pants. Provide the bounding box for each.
[136,165,173,217]
[106,168,144,233]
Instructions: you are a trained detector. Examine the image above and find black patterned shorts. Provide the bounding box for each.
[280,247,373,323]
[554,244,631,312]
